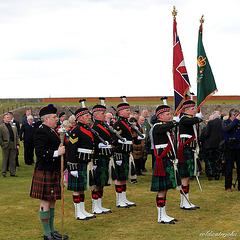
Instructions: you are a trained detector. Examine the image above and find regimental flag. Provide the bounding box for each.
[197,21,217,112]
[173,17,191,116]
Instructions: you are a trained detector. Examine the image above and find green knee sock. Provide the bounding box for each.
[49,208,56,233]
[39,210,51,236]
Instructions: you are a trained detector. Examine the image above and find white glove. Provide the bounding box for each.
[137,134,145,140]
[98,141,109,148]
[93,165,97,170]
[174,159,178,164]
[118,138,126,144]
[70,171,79,178]
[195,112,202,118]
[116,160,122,166]
[172,116,180,122]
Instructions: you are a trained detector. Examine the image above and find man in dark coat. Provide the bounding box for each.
[201,113,223,180]
[30,105,68,240]
[222,108,240,192]
[20,115,36,165]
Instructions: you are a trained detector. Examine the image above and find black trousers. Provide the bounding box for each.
[24,141,34,165]
[224,149,240,189]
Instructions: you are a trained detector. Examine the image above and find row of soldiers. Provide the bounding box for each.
[29,97,202,239]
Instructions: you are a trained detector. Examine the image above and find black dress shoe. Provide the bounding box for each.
[44,233,55,240]
[2,174,6,178]
[52,231,69,240]
[10,175,18,177]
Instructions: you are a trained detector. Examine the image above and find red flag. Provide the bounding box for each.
[173,17,191,116]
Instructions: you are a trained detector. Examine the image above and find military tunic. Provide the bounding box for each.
[92,120,113,186]
[151,121,177,191]
[67,122,94,191]
[178,114,201,178]
[113,116,133,180]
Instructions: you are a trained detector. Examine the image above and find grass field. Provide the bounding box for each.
[0,144,239,240]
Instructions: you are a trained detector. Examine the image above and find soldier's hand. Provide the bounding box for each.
[58,145,65,156]
[116,160,122,166]
[118,138,126,144]
[70,171,79,178]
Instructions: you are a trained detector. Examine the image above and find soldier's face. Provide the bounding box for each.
[79,113,91,125]
[185,107,196,116]
[159,112,171,122]
[119,108,130,118]
[94,111,106,122]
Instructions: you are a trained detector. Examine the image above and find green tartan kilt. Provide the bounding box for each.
[178,147,194,178]
[95,156,110,187]
[114,153,129,181]
[67,163,87,191]
[151,156,176,192]
[204,148,222,177]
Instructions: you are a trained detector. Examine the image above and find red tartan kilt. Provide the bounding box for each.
[30,169,61,201]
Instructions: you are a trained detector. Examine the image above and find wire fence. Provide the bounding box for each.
[0,103,27,114]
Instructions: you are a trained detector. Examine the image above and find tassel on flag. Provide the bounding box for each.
[172,6,191,116]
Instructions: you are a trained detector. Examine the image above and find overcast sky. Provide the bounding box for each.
[0,0,239,99]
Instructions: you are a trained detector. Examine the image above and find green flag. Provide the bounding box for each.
[197,22,217,112]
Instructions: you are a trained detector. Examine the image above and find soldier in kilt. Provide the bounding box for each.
[113,97,136,208]
[67,102,96,220]
[91,101,114,214]
[177,100,202,210]
[151,104,178,224]
[30,104,68,240]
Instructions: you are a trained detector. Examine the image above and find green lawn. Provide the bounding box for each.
[0,145,239,240]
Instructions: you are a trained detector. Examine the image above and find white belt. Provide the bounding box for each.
[123,141,133,145]
[77,148,93,154]
[101,144,112,149]
[155,143,168,149]
[180,134,193,138]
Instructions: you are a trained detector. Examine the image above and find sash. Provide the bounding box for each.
[80,126,94,141]
[177,134,195,163]
[153,138,172,177]
[121,121,132,134]
[97,124,111,138]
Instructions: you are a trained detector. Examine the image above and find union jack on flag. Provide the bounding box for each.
[173,18,190,116]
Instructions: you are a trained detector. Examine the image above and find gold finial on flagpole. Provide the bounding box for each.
[172,6,178,18]
[200,15,204,24]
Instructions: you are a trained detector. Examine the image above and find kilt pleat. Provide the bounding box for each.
[30,169,61,201]
[151,156,176,192]
[114,153,129,181]
[95,156,110,187]
[67,163,87,191]
[178,147,194,178]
